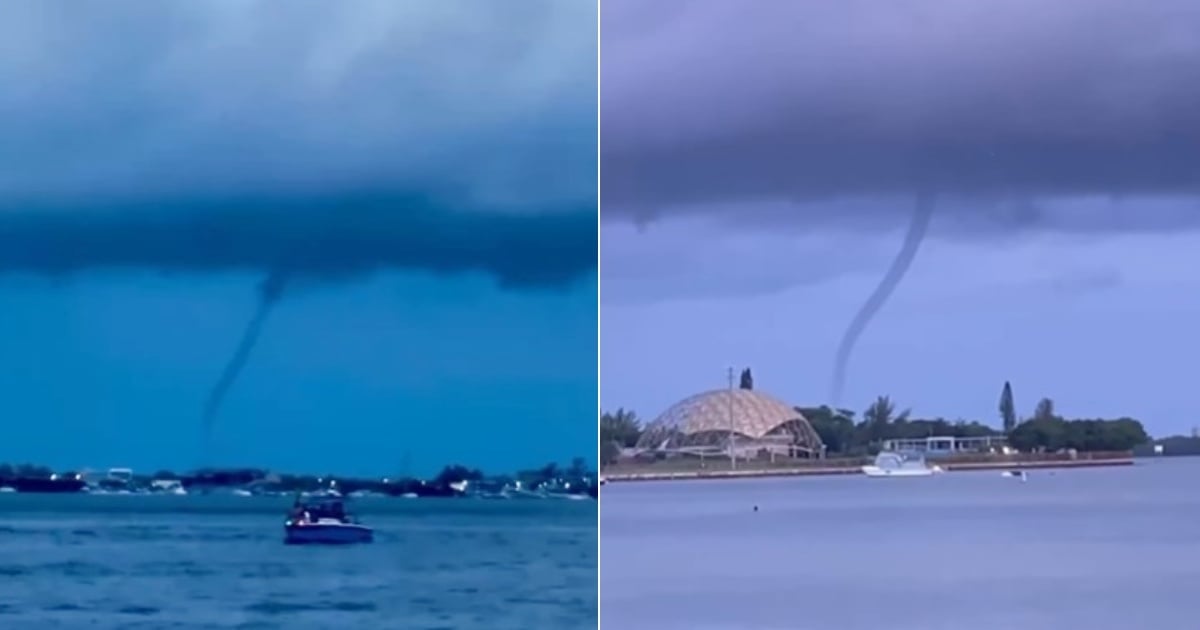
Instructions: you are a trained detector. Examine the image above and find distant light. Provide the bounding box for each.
[50,474,58,481]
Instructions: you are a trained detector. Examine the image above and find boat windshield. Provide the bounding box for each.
[875,451,926,467]
[292,496,349,521]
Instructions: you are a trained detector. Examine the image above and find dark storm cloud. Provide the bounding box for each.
[0,195,595,288]
[601,0,1200,229]
[0,1,596,286]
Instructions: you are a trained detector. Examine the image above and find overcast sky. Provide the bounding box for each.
[601,0,1200,436]
[0,0,597,475]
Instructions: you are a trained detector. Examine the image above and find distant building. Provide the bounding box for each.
[106,468,134,483]
[636,389,825,459]
[881,435,1009,458]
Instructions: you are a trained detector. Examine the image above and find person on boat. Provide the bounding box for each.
[287,495,306,523]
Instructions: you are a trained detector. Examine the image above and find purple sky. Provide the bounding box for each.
[600,0,1200,436]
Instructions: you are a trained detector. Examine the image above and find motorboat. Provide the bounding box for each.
[150,479,187,495]
[284,495,373,545]
[861,451,944,478]
[1000,469,1028,481]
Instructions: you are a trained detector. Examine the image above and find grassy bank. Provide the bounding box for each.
[602,451,1134,482]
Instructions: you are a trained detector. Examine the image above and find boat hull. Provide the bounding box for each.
[861,465,941,477]
[284,523,373,545]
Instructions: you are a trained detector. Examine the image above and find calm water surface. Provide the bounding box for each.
[601,458,1200,630]
[0,495,596,629]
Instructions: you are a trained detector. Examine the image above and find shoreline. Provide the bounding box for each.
[0,463,600,499]
[602,456,1135,483]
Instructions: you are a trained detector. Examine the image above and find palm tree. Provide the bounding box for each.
[864,395,911,425]
[862,395,910,444]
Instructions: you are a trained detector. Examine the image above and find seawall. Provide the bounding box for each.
[602,453,1134,483]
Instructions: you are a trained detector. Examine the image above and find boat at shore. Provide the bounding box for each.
[1001,469,1028,481]
[861,451,944,478]
[284,495,373,545]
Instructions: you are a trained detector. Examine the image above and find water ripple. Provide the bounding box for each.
[0,496,596,629]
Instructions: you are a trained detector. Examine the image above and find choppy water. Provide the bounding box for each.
[601,457,1200,630]
[0,495,596,629]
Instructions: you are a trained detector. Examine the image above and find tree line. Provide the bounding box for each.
[804,392,1148,456]
[0,459,595,487]
[601,379,1150,464]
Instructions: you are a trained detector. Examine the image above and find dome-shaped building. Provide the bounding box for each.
[636,389,825,459]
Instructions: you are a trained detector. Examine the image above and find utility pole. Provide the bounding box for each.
[727,367,736,470]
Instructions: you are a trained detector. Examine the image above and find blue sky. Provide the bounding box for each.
[0,1,597,476]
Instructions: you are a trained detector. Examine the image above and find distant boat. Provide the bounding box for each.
[861,452,944,478]
[1000,470,1028,482]
[150,479,187,495]
[284,495,373,545]
[545,492,588,501]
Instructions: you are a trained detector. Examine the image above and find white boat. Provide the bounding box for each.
[284,495,373,545]
[285,518,374,545]
[861,451,944,477]
[150,479,187,495]
[1000,470,1028,481]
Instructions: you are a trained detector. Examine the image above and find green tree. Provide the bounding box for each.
[1008,417,1066,452]
[798,406,857,454]
[600,441,622,467]
[739,368,754,390]
[999,381,1017,433]
[435,464,484,485]
[568,457,589,478]
[862,395,911,446]
[1008,416,1149,452]
[600,408,643,448]
[1033,397,1056,422]
[15,463,52,478]
[864,395,896,426]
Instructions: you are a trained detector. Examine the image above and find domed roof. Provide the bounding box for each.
[636,388,823,452]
